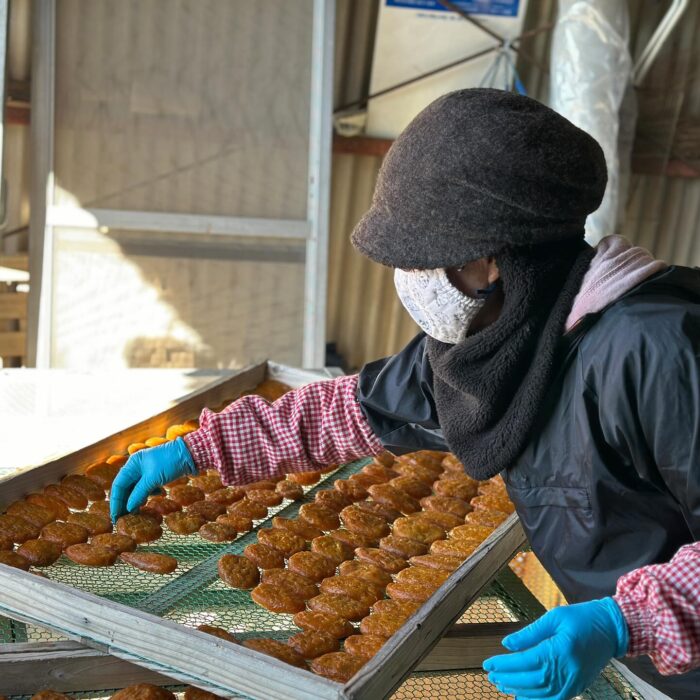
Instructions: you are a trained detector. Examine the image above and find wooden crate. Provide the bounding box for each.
[0,255,29,367]
[0,361,526,699]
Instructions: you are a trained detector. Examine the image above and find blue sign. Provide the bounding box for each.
[386,0,520,17]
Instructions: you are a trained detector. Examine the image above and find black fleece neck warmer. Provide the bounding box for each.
[426,240,594,480]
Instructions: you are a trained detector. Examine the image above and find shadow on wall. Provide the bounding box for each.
[50,226,307,370]
[109,232,308,370]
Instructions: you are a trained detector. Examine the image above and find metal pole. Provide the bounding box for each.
[0,0,9,230]
[27,0,55,368]
[304,0,334,369]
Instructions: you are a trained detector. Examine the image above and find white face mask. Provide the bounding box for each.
[394,267,486,344]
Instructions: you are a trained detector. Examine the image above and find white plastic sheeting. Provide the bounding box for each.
[549,0,633,245]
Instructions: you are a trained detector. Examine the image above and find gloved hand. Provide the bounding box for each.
[109,437,196,521]
[483,597,629,700]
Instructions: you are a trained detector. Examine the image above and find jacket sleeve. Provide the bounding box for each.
[357,332,448,455]
[593,304,700,538]
[184,374,385,485]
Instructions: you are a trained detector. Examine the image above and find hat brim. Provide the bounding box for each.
[351,206,501,271]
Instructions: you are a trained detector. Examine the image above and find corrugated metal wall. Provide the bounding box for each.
[328,150,421,370]
[328,0,700,370]
[329,0,419,371]
[625,0,700,264]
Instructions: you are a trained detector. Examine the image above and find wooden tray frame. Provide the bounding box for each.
[0,361,527,699]
[0,622,526,695]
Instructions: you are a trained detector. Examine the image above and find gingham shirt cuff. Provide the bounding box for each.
[183,428,212,473]
[613,592,656,658]
[614,542,700,675]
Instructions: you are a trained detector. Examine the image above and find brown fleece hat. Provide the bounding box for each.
[351,88,607,269]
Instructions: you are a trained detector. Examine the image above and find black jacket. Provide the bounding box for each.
[358,266,700,698]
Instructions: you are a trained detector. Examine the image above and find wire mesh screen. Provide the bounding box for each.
[392,668,642,700]
[393,670,513,700]
[151,458,372,637]
[0,563,645,700]
[455,594,518,625]
[0,459,369,645]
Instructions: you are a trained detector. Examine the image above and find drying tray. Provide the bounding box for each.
[0,361,527,699]
[0,570,643,699]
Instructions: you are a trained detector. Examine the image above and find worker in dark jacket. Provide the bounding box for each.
[111,90,700,699]
[350,89,700,699]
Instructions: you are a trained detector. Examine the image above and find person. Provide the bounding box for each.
[110,89,700,699]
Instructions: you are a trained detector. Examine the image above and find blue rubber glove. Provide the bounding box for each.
[109,437,196,521]
[483,597,629,700]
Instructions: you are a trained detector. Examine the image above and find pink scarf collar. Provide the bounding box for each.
[565,236,667,332]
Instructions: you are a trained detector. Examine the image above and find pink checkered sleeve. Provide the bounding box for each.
[183,374,385,485]
[614,542,700,675]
